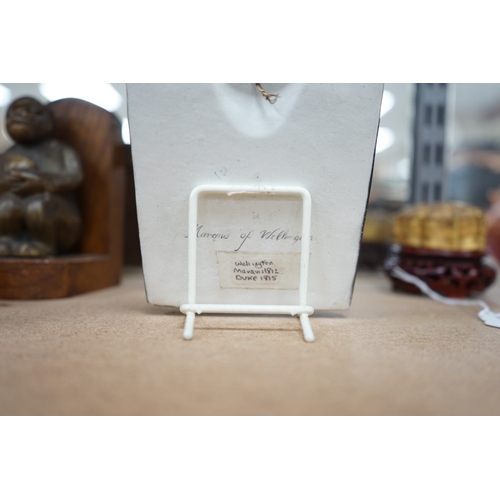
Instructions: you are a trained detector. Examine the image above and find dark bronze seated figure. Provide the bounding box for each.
[0,97,83,256]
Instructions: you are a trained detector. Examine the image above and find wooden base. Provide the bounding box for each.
[0,254,121,299]
[385,245,496,298]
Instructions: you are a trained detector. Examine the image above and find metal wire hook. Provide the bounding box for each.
[255,83,280,104]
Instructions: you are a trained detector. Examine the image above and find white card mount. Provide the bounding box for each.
[180,184,315,342]
[127,84,383,325]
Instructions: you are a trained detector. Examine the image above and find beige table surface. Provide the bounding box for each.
[1,268,500,415]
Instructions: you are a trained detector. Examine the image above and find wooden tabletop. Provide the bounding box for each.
[1,268,500,415]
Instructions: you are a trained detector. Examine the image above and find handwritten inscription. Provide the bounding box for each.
[186,225,312,252]
[196,225,230,241]
[217,252,303,289]
[233,260,279,282]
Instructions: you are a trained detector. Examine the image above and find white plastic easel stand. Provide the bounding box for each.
[180,185,315,342]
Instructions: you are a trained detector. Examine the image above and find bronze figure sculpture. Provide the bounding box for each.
[0,97,83,256]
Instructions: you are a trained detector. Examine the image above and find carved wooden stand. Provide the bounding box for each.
[0,98,126,299]
[385,245,496,298]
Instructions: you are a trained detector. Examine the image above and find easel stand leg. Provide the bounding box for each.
[183,311,195,340]
[180,185,315,342]
[300,313,315,342]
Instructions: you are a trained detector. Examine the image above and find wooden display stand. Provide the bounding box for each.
[0,98,126,299]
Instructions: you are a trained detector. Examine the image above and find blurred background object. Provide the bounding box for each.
[384,202,495,297]
[0,84,128,151]
[0,97,83,257]
[410,83,448,204]
[358,198,403,270]
[360,82,500,270]
[0,83,142,268]
[0,92,127,299]
[359,83,414,269]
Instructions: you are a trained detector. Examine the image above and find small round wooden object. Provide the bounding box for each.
[385,202,496,298]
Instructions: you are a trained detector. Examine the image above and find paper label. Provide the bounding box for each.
[216,251,302,289]
[478,309,500,329]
